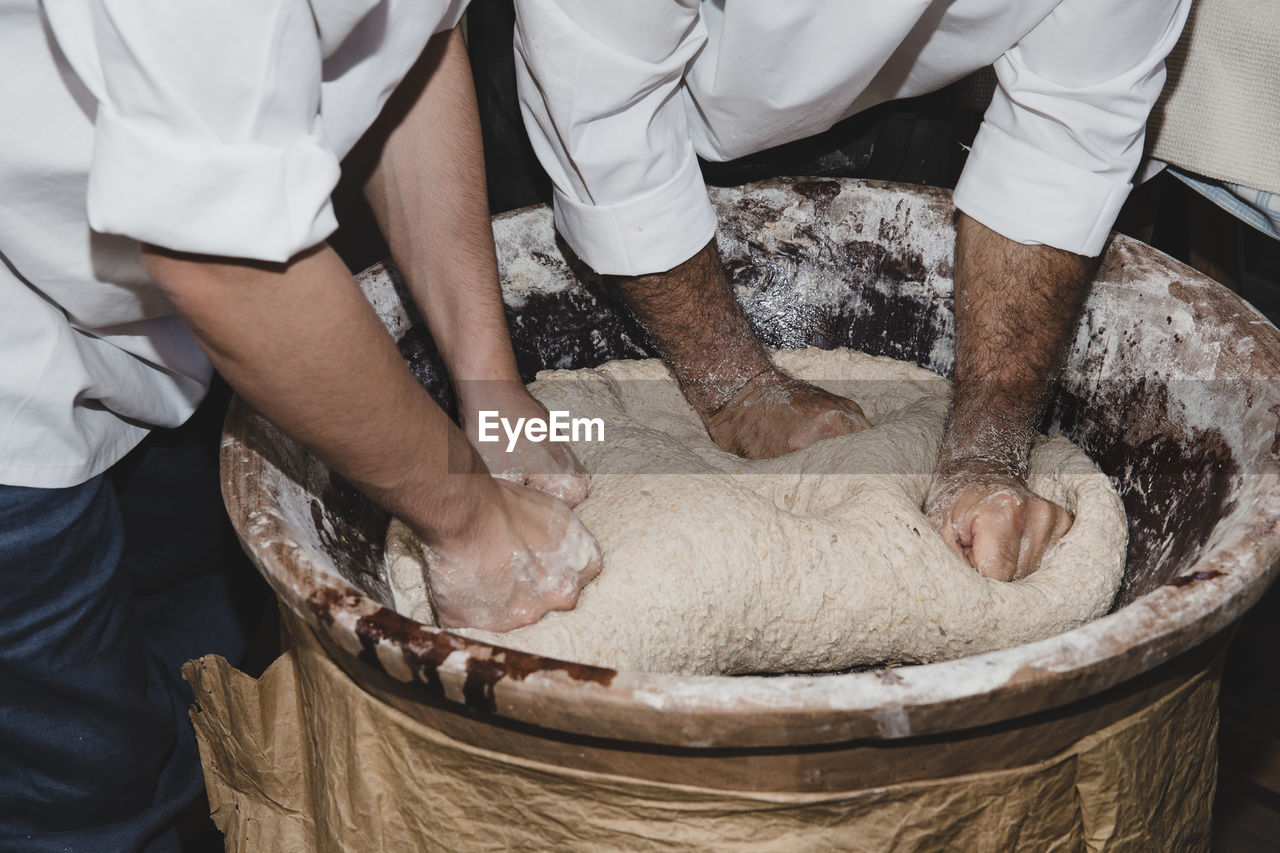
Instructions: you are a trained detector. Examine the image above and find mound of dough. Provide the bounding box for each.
[387,348,1127,675]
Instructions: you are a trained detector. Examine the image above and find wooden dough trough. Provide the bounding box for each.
[217,180,1280,846]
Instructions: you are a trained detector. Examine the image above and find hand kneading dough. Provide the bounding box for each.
[387,348,1127,676]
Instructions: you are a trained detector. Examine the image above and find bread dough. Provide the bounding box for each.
[386,348,1127,675]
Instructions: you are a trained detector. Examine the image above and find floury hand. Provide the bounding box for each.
[460,380,591,506]
[418,478,602,631]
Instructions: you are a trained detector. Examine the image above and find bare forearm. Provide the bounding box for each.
[942,214,1096,477]
[613,240,870,457]
[615,240,774,414]
[361,27,516,384]
[141,244,491,540]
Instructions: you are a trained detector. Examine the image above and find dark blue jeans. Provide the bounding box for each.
[0,386,264,852]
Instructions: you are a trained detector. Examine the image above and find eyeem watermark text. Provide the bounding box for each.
[477,411,605,452]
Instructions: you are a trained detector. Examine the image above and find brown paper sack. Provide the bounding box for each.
[184,610,1218,852]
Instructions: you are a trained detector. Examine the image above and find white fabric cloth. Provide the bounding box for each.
[0,0,465,487]
[1147,0,1280,196]
[514,0,1191,276]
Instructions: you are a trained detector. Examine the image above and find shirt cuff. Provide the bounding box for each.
[954,121,1132,258]
[551,148,718,276]
[87,104,341,263]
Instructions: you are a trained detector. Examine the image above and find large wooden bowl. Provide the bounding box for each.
[222,179,1280,790]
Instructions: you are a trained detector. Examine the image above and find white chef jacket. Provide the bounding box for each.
[514,0,1191,277]
[0,0,465,488]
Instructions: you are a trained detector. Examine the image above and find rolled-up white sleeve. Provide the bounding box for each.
[514,0,717,276]
[44,0,341,263]
[954,0,1191,257]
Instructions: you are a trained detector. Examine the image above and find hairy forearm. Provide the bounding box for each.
[361,27,516,385]
[611,240,872,458]
[141,244,491,540]
[942,214,1096,477]
[614,240,774,414]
